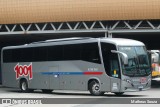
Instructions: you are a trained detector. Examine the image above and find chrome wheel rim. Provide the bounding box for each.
[92,83,100,94]
[22,82,27,91]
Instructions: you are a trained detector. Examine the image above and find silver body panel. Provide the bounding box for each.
[2,61,110,91]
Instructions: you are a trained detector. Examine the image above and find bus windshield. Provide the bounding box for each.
[119,46,151,77]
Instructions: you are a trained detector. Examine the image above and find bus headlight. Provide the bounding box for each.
[123,79,133,86]
[123,79,131,83]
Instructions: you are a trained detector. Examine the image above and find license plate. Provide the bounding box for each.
[138,86,143,89]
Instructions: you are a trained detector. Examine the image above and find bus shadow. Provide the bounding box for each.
[103,94,146,97]
[6,89,21,93]
[52,92,146,97]
[7,89,91,96]
[6,90,146,97]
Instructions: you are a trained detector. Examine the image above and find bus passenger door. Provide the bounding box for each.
[110,57,121,92]
[101,43,121,92]
[49,66,60,89]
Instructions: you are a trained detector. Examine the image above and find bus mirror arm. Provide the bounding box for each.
[111,50,128,65]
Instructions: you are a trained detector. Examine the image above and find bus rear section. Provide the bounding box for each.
[1,38,152,96]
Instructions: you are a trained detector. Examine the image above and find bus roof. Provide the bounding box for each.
[101,38,145,46]
[2,37,145,50]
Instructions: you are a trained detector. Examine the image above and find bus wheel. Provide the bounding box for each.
[20,80,29,93]
[114,92,124,96]
[89,81,104,96]
[42,89,53,93]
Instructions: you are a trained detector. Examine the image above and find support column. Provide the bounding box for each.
[105,32,107,38]
[108,33,112,38]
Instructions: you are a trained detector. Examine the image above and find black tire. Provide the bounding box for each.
[114,92,124,96]
[20,80,29,93]
[89,81,104,96]
[42,89,53,93]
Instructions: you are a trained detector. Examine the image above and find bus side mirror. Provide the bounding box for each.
[148,51,159,63]
[111,50,128,65]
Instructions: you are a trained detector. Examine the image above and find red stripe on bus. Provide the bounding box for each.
[83,72,103,75]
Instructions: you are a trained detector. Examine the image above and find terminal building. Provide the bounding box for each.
[0,0,160,83]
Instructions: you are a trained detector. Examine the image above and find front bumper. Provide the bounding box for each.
[120,80,151,92]
[123,87,150,92]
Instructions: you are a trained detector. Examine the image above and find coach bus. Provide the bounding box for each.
[150,50,160,81]
[1,37,152,96]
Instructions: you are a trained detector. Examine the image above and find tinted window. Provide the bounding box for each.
[3,42,101,64]
[12,49,22,62]
[3,50,12,62]
[81,43,101,64]
[48,45,63,61]
[21,48,33,62]
[3,48,34,62]
[63,44,81,60]
[33,47,47,61]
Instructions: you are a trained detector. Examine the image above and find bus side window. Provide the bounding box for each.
[81,43,101,64]
[3,49,12,63]
[48,45,63,61]
[63,44,81,60]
